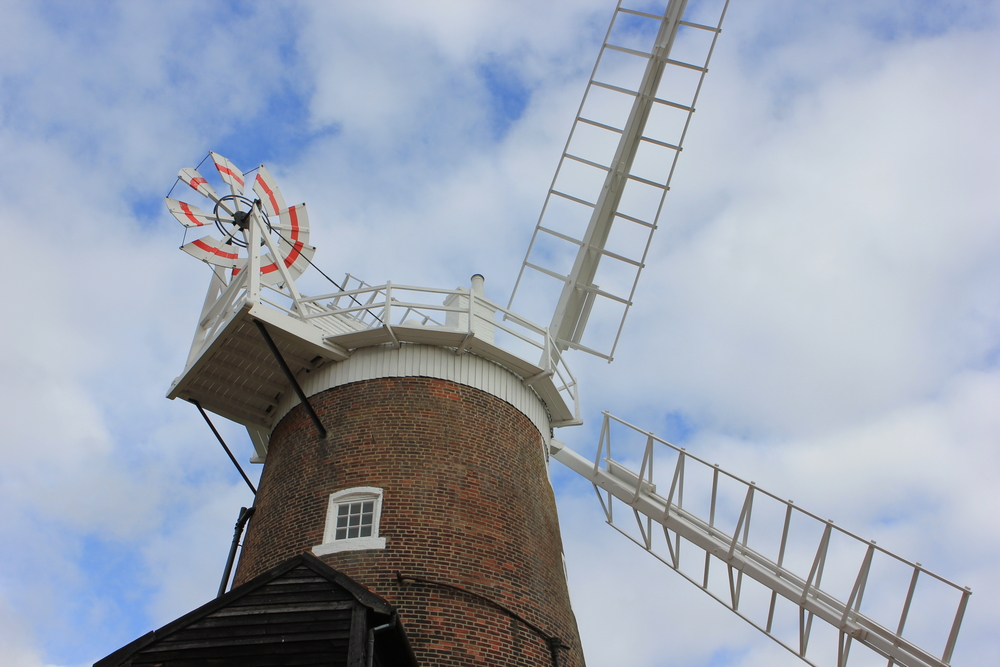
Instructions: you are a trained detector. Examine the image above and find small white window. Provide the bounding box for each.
[312,487,386,556]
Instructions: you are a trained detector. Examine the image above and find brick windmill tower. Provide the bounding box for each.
[97,2,971,667]
[139,145,587,666]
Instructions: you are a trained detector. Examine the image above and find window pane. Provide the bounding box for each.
[330,494,380,543]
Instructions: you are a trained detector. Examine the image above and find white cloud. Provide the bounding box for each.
[607,22,1000,438]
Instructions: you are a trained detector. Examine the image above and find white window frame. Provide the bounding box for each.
[312,486,387,556]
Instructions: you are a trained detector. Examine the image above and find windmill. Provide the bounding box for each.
[123,1,969,666]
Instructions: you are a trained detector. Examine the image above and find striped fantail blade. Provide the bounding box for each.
[178,167,220,201]
[259,243,316,285]
[210,152,245,196]
[272,202,311,246]
[165,197,234,228]
[261,203,313,283]
[180,234,240,268]
[252,165,287,217]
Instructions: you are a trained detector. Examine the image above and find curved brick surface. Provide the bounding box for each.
[234,376,584,666]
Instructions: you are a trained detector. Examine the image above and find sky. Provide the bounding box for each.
[0,1,997,666]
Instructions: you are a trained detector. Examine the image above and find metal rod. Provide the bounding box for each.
[253,319,327,439]
[729,485,755,559]
[709,465,719,527]
[663,449,685,522]
[777,502,793,567]
[218,505,255,598]
[769,503,791,637]
[896,565,921,640]
[662,523,678,568]
[766,591,778,634]
[192,400,257,494]
[942,588,971,663]
[741,486,753,547]
[802,522,833,603]
[800,522,832,657]
[595,483,612,523]
[735,568,745,612]
[595,412,611,471]
[633,435,654,503]
[634,507,651,549]
[728,564,739,610]
[842,543,876,627]
[367,617,396,667]
[838,632,851,667]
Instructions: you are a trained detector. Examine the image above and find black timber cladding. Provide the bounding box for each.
[94,553,418,667]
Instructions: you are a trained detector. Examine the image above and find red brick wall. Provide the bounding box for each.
[234,376,585,666]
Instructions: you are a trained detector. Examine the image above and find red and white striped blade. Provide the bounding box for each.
[256,203,312,283]
[210,152,245,196]
[252,165,287,217]
[260,243,316,285]
[165,197,234,228]
[180,234,240,268]
[178,167,222,203]
[275,202,311,246]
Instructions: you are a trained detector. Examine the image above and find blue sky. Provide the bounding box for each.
[0,1,997,666]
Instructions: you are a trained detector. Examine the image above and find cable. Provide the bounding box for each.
[269,224,384,324]
[395,572,569,667]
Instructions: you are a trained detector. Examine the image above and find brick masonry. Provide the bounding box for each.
[233,375,585,666]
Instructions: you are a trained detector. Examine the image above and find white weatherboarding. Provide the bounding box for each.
[165,2,969,666]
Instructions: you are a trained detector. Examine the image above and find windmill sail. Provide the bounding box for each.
[553,414,970,667]
[508,0,729,360]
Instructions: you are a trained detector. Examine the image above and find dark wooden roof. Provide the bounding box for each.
[94,553,418,667]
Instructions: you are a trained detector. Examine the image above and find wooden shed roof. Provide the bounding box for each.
[94,552,417,667]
